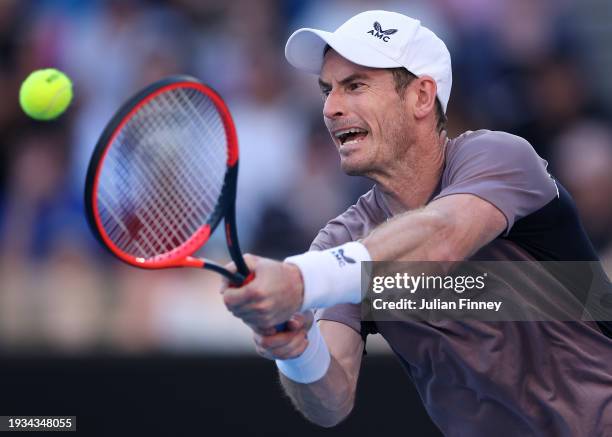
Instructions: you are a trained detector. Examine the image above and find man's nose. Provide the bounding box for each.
[323,89,345,119]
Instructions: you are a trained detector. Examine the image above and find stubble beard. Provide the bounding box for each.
[340,111,413,179]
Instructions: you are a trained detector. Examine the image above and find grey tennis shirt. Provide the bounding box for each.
[311,130,612,436]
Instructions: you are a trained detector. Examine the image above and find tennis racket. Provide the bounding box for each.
[84,75,253,286]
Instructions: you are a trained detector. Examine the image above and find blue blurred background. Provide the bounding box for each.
[1,0,611,355]
[0,1,611,435]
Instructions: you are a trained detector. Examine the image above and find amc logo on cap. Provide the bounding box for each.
[367,21,398,42]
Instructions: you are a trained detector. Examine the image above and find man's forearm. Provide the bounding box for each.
[363,194,506,262]
[279,355,354,428]
[364,207,455,262]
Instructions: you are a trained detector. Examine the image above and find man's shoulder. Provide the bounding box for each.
[450,129,533,153]
[310,188,387,250]
[445,129,544,180]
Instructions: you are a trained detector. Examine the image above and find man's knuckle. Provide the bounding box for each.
[251,288,267,301]
[253,301,270,315]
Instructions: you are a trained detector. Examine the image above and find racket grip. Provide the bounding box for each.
[228,271,255,288]
[242,271,255,285]
[275,322,287,332]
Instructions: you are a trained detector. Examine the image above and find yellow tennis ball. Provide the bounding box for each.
[19,68,73,121]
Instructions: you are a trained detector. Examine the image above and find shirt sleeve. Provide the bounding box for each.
[434,131,558,234]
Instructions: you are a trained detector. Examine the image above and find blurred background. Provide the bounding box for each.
[0,0,610,435]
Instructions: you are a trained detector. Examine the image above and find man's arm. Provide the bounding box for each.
[222,193,506,427]
[223,193,507,330]
[223,264,364,427]
[278,320,363,427]
[274,194,504,425]
[364,193,507,262]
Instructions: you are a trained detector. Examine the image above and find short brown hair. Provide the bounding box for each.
[390,68,447,134]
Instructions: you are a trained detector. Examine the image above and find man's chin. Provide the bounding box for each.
[340,159,369,176]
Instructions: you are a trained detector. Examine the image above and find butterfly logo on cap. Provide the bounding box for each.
[367,21,398,42]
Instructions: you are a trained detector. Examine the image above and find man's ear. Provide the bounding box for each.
[413,76,437,120]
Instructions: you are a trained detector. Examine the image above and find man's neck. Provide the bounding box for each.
[375,131,448,214]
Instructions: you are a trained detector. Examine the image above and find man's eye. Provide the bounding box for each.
[348,82,364,91]
[321,90,331,100]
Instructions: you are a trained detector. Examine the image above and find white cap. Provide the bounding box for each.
[285,10,452,112]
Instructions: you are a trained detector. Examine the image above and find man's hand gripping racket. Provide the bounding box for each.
[84,76,299,330]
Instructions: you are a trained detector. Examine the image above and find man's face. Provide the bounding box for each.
[319,49,414,176]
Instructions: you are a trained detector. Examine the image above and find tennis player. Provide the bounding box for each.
[221,11,612,436]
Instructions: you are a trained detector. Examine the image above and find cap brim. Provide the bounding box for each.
[285,28,402,74]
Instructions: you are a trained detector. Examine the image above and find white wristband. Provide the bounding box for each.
[276,321,331,383]
[285,241,371,311]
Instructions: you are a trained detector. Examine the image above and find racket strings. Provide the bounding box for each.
[96,86,229,259]
[129,88,227,248]
[156,89,226,208]
[103,111,222,255]
[100,121,195,252]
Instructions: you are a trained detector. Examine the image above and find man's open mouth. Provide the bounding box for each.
[334,128,369,145]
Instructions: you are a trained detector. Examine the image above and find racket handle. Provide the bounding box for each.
[242,271,255,285]
[227,271,254,287]
[275,322,287,332]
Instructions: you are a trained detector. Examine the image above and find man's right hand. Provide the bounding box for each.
[221,255,305,331]
[253,311,314,360]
